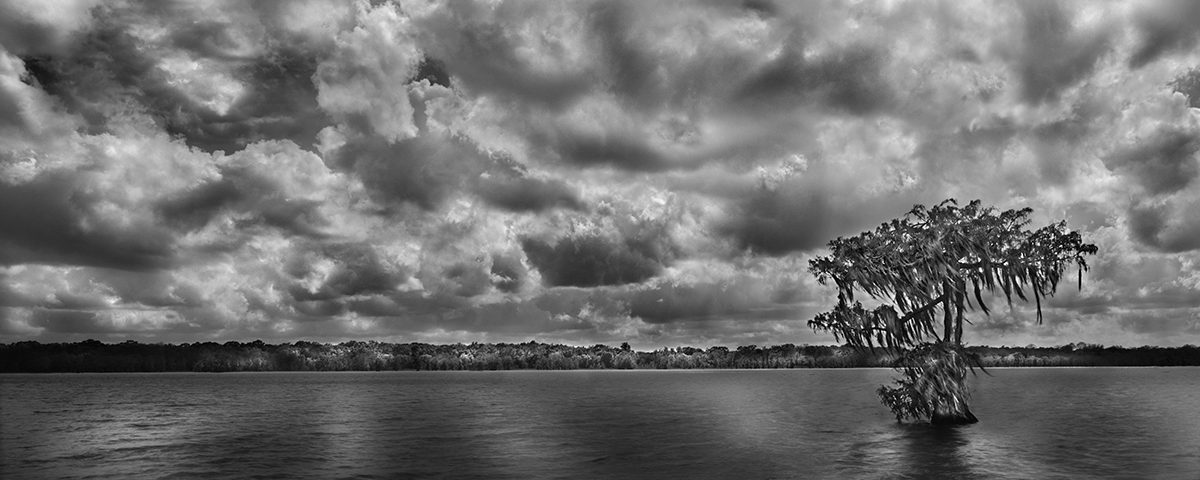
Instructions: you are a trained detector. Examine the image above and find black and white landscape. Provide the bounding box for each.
[2,1,1200,478]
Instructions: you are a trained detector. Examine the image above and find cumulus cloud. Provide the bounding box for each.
[5,0,1200,348]
[315,2,421,142]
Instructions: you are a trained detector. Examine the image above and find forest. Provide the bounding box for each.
[1,340,1199,373]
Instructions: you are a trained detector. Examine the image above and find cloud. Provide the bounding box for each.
[522,235,665,288]
[0,49,81,145]
[1126,199,1200,253]
[714,156,922,255]
[1102,128,1200,196]
[1129,0,1200,68]
[323,132,481,211]
[286,241,410,301]
[408,1,593,110]
[519,187,686,288]
[476,174,583,213]
[0,0,100,56]
[11,3,344,155]
[735,42,895,115]
[629,280,796,324]
[1010,1,1112,104]
[489,253,527,293]
[1173,68,1200,108]
[315,2,421,142]
[7,0,1200,349]
[157,140,344,238]
[0,171,177,270]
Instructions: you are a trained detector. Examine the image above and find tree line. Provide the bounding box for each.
[1,340,1198,373]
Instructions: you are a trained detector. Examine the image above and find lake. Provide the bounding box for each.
[1,368,1198,479]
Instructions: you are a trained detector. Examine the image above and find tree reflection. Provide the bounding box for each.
[891,423,979,479]
[839,423,983,479]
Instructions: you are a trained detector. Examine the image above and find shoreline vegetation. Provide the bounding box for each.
[1,340,1199,373]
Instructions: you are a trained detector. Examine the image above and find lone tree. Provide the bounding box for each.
[808,199,1097,424]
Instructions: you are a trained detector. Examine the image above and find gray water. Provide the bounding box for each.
[1,368,1198,479]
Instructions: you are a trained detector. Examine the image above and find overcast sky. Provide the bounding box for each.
[2,0,1200,348]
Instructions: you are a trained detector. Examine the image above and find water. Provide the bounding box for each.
[1,368,1198,479]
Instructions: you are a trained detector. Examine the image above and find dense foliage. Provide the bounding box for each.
[808,199,1097,423]
[1,340,1196,373]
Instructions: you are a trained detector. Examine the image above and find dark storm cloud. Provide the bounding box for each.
[156,177,241,231]
[160,15,257,61]
[17,6,331,153]
[43,290,113,310]
[182,50,330,153]
[1127,202,1200,253]
[286,242,409,302]
[28,309,104,334]
[329,129,581,213]
[412,56,451,89]
[0,171,176,271]
[1172,68,1200,109]
[0,17,60,56]
[0,1,96,56]
[629,281,799,324]
[913,121,1019,177]
[529,287,633,324]
[476,174,584,212]
[549,129,673,172]
[443,261,492,298]
[521,235,669,288]
[328,134,481,211]
[292,299,348,318]
[0,278,33,308]
[1118,314,1193,336]
[1103,129,1200,196]
[1050,289,1200,314]
[490,253,527,293]
[100,270,205,309]
[585,0,699,112]
[1129,0,1200,68]
[734,42,895,115]
[15,25,160,137]
[520,202,682,288]
[0,78,34,131]
[716,170,920,255]
[1013,1,1111,104]
[474,152,584,212]
[413,1,592,110]
[157,163,328,238]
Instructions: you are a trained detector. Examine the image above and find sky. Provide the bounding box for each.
[2,0,1200,348]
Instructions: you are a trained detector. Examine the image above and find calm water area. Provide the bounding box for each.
[1,368,1198,479]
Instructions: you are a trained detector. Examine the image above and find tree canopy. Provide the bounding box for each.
[808,199,1098,353]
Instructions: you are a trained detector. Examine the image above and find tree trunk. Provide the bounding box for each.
[931,339,977,425]
[954,279,965,345]
[942,281,953,342]
[930,397,979,425]
[938,282,976,424]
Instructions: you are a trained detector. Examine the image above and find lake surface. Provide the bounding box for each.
[1,368,1198,479]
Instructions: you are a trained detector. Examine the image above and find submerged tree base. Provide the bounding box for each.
[930,407,979,425]
[879,342,984,425]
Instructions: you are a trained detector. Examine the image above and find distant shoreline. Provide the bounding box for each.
[5,365,1200,375]
[3,340,1198,373]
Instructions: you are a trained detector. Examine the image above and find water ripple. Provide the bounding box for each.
[1,369,1198,479]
